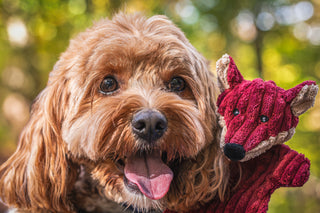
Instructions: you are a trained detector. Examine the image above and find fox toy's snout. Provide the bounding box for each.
[223,143,245,161]
[216,54,318,162]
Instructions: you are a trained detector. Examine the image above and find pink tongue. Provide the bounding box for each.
[124,151,173,200]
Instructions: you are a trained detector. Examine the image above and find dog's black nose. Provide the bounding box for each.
[223,143,245,161]
[132,109,167,143]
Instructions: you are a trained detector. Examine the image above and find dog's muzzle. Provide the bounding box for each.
[132,109,167,143]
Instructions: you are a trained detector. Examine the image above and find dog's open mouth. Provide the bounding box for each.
[123,150,173,200]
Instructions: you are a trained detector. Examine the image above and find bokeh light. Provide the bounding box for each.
[2,93,29,130]
[6,18,28,47]
[234,10,257,42]
[256,12,275,31]
[307,24,320,45]
[175,0,200,25]
[275,1,314,25]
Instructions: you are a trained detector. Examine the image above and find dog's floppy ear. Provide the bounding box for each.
[0,66,77,212]
[216,54,244,93]
[285,81,318,116]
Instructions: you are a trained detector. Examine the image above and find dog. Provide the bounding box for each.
[0,13,229,212]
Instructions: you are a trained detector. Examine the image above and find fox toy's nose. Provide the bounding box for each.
[132,109,167,143]
[223,143,246,161]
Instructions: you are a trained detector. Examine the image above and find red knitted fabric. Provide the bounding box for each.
[217,56,316,152]
[164,144,310,213]
[163,55,314,213]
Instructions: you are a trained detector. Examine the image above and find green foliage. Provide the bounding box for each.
[0,0,319,212]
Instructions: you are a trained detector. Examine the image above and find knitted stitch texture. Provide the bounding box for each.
[216,54,318,161]
[164,145,310,213]
[163,54,317,213]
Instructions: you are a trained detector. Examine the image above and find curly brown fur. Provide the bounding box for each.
[0,13,230,212]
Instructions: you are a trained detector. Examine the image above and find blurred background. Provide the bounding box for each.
[0,0,319,212]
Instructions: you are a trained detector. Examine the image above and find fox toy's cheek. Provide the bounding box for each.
[225,119,257,146]
[244,125,269,151]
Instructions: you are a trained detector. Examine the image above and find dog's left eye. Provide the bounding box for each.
[100,76,118,94]
[168,77,186,92]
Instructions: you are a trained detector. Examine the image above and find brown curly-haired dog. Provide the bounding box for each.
[0,13,229,212]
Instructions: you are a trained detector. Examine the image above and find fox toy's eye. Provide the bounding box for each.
[233,108,240,116]
[260,115,269,123]
[100,76,119,94]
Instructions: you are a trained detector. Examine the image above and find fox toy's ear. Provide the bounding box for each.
[286,81,318,116]
[216,54,244,93]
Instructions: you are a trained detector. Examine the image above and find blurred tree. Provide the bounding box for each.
[0,0,319,212]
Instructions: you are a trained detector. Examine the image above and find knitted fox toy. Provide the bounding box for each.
[164,54,318,213]
[216,54,318,162]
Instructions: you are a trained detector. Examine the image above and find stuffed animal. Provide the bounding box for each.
[216,54,318,161]
[164,144,311,213]
[164,54,317,213]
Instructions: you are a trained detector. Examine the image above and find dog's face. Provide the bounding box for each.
[216,54,318,162]
[46,13,217,211]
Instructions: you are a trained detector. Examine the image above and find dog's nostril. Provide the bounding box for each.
[134,121,146,131]
[132,109,167,143]
[156,120,166,131]
[223,143,246,161]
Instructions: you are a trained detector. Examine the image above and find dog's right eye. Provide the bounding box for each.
[100,76,118,94]
[168,77,186,92]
